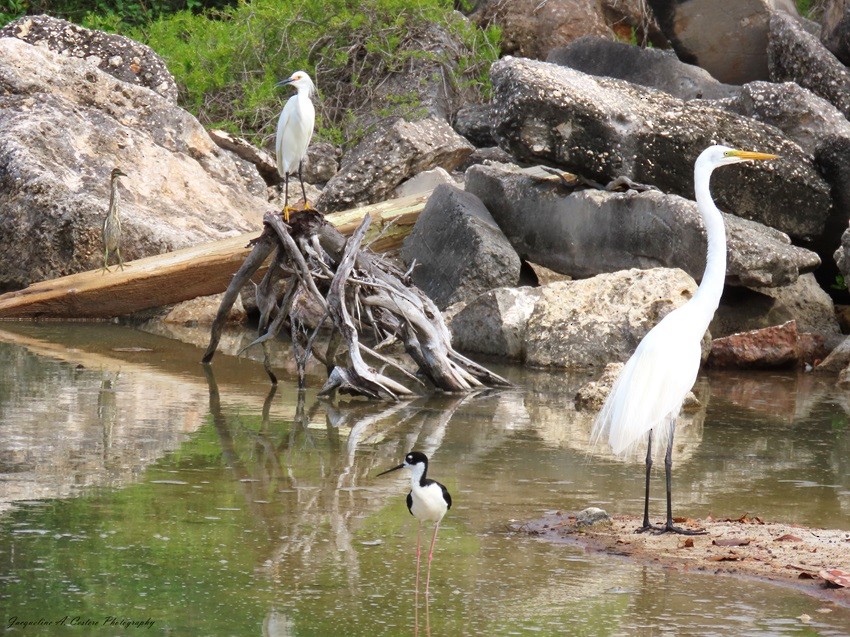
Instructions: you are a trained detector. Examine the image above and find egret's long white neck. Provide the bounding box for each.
[691,156,727,326]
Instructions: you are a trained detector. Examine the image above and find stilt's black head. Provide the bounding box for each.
[376,450,429,477]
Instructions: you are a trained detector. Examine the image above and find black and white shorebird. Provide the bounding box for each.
[378,451,452,598]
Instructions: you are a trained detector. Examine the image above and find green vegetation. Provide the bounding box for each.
[1,1,500,149]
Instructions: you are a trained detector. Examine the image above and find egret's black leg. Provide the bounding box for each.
[659,420,706,535]
[636,429,659,533]
[298,159,309,205]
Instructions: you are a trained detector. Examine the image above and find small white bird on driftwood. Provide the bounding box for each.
[275,70,315,222]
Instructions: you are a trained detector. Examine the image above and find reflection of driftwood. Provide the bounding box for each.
[203,211,510,399]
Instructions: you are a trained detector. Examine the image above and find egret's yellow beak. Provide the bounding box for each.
[731,150,780,161]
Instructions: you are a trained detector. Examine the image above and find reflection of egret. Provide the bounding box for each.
[275,70,315,222]
[378,452,451,598]
[591,145,778,534]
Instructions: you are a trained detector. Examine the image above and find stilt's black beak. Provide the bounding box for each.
[376,463,404,477]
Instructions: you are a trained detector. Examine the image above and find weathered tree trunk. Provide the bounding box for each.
[203,211,510,399]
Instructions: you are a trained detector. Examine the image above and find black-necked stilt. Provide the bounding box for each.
[378,451,452,598]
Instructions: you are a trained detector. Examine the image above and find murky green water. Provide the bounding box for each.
[0,322,849,636]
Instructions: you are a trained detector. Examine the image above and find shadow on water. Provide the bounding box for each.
[0,322,849,635]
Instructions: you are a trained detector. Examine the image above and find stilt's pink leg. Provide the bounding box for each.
[415,522,422,601]
[424,521,441,597]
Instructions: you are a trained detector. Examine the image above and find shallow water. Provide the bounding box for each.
[0,322,849,636]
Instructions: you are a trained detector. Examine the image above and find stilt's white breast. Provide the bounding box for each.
[409,482,448,523]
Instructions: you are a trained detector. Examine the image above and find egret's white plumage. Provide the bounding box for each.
[591,145,778,533]
[378,451,451,598]
[275,70,315,220]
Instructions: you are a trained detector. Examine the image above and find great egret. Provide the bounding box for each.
[591,145,778,534]
[378,451,452,597]
[275,70,315,222]
[102,167,127,273]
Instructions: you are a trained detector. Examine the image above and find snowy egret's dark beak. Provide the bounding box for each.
[376,463,404,477]
[275,78,294,87]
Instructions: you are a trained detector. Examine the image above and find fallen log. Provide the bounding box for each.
[0,191,430,320]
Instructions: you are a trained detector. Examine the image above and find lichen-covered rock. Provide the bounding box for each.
[450,268,697,369]
[0,14,177,102]
[821,0,850,64]
[466,163,820,288]
[490,56,832,241]
[768,11,850,120]
[0,37,268,290]
[316,117,473,212]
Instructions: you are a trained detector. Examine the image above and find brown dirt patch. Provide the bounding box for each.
[513,511,850,607]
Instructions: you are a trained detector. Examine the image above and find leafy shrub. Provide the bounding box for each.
[133,0,500,148]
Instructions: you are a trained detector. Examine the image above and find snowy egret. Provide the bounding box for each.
[275,70,315,222]
[591,145,779,534]
[102,167,127,273]
[378,451,452,597]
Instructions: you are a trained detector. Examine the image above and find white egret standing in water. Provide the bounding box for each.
[591,145,779,534]
[275,70,315,222]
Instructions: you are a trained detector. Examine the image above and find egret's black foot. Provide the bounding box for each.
[635,523,665,534]
[654,522,707,536]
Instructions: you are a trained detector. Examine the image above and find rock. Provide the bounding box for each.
[469,0,613,60]
[161,293,246,326]
[400,185,520,309]
[821,0,850,64]
[815,335,850,372]
[490,57,832,241]
[303,141,339,184]
[839,365,850,386]
[835,226,850,281]
[599,0,668,45]
[548,36,739,101]
[451,268,697,368]
[316,117,474,212]
[574,363,624,410]
[707,320,805,368]
[447,287,539,359]
[0,37,268,290]
[768,11,850,120]
[646,0,799,84]
[712,274,841,338]
[454,103,497,147]
[717,81,850,156]
[0,14,178,102]
[465,163,821,288]
[575,507,611,526]
[525,269,698,369]
[457,146,515,172]
[394,167,457,199]
[208,129,278,185]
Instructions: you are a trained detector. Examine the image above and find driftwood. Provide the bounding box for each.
[203,210,511,399]
[0,191,429,320]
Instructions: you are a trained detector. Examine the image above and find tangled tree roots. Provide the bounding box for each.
[202,211,511,400]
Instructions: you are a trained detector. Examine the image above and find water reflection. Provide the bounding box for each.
[0,323,849,635]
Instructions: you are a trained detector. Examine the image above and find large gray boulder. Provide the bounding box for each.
[835,226,850,281]
[717,81,850,157]
[316,117,474,213]
[0,14,177,102]
[490,56,832,241]
[465,163,820,288]
[646,0,799,84]
[449,268,697,368]
[0,37,268,290]
[768,11,850,120]
[400,185,521,309]
[548,36,739,101]
[821,0,850,64]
